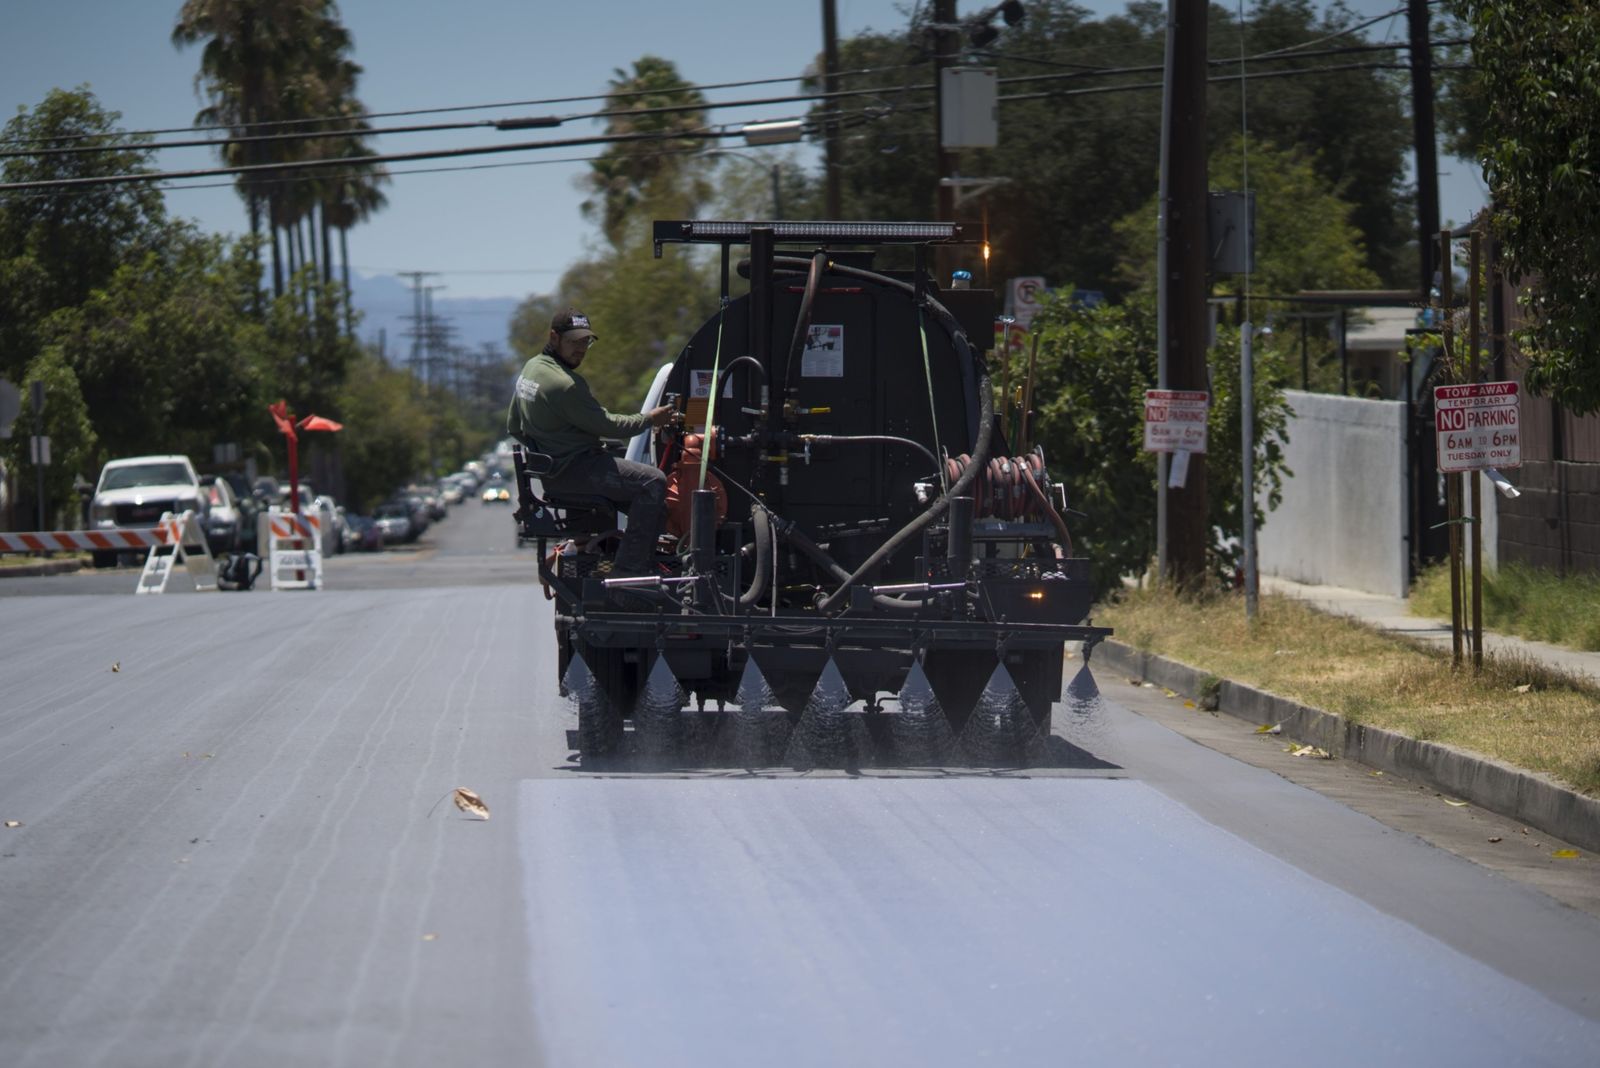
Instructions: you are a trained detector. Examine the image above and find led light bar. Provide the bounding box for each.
[654,219,969,255]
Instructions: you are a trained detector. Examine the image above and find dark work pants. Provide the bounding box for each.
[545,451,667,573]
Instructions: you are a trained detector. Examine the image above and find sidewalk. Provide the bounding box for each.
[1258,575,1599,685]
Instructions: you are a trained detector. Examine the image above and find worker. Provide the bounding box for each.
[507,309,675,576]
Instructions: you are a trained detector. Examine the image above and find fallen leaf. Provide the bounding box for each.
[1162,689,1177,699]
[1141,682,1155,689]
[1513,683,1532,694]
[1552,849,1580,859]
[1289,744,1331,759]
[1183,700,1196,709]
[1443,799,1469,808]
[1255,723,1282,735]
[111,662,121,673]
[1369,771,1384,777]
[4,821,20,828]
[422,933,438,942]
[1488,836,1502,843]
[453,787,490,821]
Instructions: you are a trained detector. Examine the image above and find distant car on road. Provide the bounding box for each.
[481,475,511,505]
[88,455,205,568]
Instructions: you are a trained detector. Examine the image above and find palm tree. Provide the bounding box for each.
[173,1,378,302]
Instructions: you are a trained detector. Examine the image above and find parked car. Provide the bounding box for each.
[88,455,206,568]
[342,513,384,552]
[199,475,242,554]
[372,501,417,544]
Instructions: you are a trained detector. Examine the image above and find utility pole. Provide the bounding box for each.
[932,0,958,224]
[822,0,842,218]
[397,270,436,379]
[1407,0,1440,299]
[1163,0,1209,588]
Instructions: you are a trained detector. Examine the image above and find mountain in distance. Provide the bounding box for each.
[347,271,525,362]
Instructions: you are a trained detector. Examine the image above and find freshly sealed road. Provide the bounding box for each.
[2,504,1597,1066]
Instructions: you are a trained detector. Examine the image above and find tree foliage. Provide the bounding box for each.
[1027,290,1293,595]
[1114,134,1379,296]
[1451,0,1600,414]
[809,0,1415,293]
[582,56,712,248]
[0,89,167,382]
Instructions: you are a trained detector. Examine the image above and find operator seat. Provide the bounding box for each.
[510,437,618,538]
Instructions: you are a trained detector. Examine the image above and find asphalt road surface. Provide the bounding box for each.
[2,503,1598,1066]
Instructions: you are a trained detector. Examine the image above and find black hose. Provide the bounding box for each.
[782,251,827,400]
[737,506,772,608]
[769,255,968,342]
[778,515,935,612]
[709,461,933,612]
[714,355,766,398]
[801,434,940,472]
[817,356,994,613]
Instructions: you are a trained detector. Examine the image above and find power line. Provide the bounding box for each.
[0,60,930,147]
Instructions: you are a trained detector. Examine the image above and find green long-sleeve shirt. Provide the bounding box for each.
[506,351,650,473]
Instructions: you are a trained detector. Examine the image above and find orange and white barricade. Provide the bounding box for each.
[136,510,216,594]
[266,508,323,590]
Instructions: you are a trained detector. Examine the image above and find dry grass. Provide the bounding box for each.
[1411,563,1600,652]
[1096,586,1600,796]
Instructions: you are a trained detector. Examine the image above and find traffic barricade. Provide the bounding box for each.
[136,510,216,594]
[0,518,215,594]
[266,508,323,590]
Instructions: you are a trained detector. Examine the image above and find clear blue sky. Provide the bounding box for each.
[3,1,1484,301]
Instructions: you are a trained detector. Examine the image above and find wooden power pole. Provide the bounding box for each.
[1164,0,1210,588]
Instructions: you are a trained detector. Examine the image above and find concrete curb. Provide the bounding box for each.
[1094,639,1600,856]
[0,559,85,578]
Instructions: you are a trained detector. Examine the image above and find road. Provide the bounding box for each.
[2,502,1598,1066]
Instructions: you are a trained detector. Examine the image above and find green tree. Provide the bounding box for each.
[334,347,432,510]
[41,227,269,464]
[1449,0,1600,414]
[0,89,166,383]
[582,56,713,247]
[0,348,97,529]
[173,0,384,301]
[811,0,1416,291]
[1027,289,1293,595]
[1114,134,1380,296]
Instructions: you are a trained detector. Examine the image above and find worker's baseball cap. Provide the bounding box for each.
[551,309,597,341]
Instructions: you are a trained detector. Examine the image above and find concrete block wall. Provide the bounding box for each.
[1258,391,1408,597]
[1497,460,1600,575]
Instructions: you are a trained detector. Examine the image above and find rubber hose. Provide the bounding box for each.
[817,358,994,612]
[1022,463,1074,556]
[780,518,935,612]
[736,506,772,608]
[802,434,940,472]
[782,252,827,400]
[714,355,767,398]
[770,255,967,341]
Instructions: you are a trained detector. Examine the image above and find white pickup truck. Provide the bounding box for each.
[88,454,206,568]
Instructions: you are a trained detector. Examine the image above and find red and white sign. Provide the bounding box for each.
[1143,390,1209,454]
[1008,276,1048,328]
[1434,382,1520,472]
